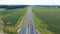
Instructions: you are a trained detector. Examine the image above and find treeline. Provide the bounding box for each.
[34,5,60,8]
[0,5,27,9]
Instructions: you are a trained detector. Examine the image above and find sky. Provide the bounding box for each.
[0,0,60,5]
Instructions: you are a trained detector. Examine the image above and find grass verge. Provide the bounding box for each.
[0,8,27,34]
[32,7,60,34]
[32,13,54,34]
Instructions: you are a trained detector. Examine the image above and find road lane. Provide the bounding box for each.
[18,11,29,34]
[18,7,36,34]
[28,7,36,34]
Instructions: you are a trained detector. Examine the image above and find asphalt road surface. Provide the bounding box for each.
[18,7,36,34]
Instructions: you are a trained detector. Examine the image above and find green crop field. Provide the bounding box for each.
[0,8,27,34]
[32,7,60,34]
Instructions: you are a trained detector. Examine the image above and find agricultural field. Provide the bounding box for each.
[32,6,60,34]
[0,8,27,34]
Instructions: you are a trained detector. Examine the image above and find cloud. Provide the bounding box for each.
[0,0,60,5]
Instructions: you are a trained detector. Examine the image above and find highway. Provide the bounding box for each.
[18,7,36,34]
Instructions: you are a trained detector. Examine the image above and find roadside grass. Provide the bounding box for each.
[32,13,54,34]
[0,18,3,32]
[0,9,6,32]
[2,8,26,26]
[16,14,25,31]
[32,7,60,34]
[0,9,15,16]
[0,8,27,34]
